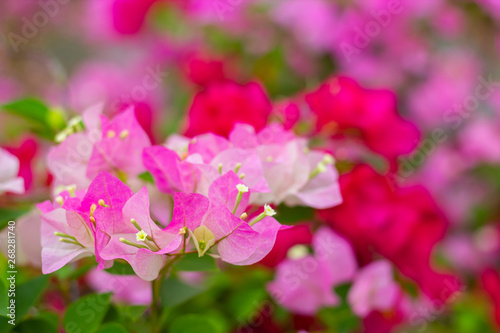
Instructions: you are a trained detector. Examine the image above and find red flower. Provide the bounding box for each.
[112,0,159,34]
[305,77,420,168]
[318,164,460,301]
[184,56,227,87]
[184,81,272,137]
[3,138,38,191]
[482,268,500,328]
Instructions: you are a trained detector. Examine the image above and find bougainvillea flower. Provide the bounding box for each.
[348,260,400,317]
[229,125,342,209]
[163,171,289,265]
[99,187,182,280]
[87,269,152,305]
[184,81,272,138]
[0,147,25,195]
[39,205,95,274]
[267,227,358,315]
[267,254,340,315]
[318,164,460,301]
[3,137,38,192]
[0,210,42,267]
[143,145,205,195]
[259,224,313,268]
[305,76,420,168]
[87,108,151,179]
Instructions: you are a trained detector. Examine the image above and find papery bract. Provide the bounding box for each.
[99,186,182,280]
[0,147,25,195]
[347,260,400,317]
[184,81,272,138]
[87,108,151,179]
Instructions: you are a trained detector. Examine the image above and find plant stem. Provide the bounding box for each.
[150,242,187,332]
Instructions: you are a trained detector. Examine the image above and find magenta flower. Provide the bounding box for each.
[87,108,151,179]
[99,187,183,281]
[165,171,289,265]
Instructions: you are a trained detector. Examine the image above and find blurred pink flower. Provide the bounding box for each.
[87,269,152,305]
[0,147,25,195]
[348,260,400,317]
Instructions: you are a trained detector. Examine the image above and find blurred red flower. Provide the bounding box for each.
[305,77,420,169]
[184,81,272,137]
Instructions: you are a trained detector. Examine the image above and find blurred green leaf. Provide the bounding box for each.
[14,275,50,324]
[117,305,147,322]
[334,283,352,302]
[1,98,66,141]
[104,261,135,275]
[64,293,112,333]
[0,208,31,231]
[96,323,127,333]
[275,205,314,224]
[170,314,221,333]
[175,253,218,272]
[138,172,155,184]
[161,277,205,308]
[227,287,267,322]
[12,318,57,333]
[318,305,360,333]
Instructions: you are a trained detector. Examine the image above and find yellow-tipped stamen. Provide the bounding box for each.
[233,184,249,214]
[240,212,248,220]
[120,238,149,249]
[107,130,116,138]
[54,232,77,241]
[218,163,223,174]
[131,218,142,231]
[239,173,245,179]
[89,203,97,225]
[55,196,64,206]
[234,162,242,173]
[249,204,276,226]
[59,238,84,247]
[179,227,187,235]
[309,162,327,179]
[322,153,335,165]
[120,130,129,139]
[67,185,77,197]
[98,199,109,207]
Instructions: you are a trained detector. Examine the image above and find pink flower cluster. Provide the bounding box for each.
[38,109,342,280]
[268,227,402,318]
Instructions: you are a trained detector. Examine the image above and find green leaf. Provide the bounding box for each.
[174,253,218,272]
[104,261,135,275]
[227,287,267,322]
[0,208,31,231]
[64,293,112,333]
[117,305,147,322]
[275,205,314,224]
[334,283,352,302]
[160,277,205,308]
[318,305,360,333]
[12,318,57,333]
[0,280,8,317]
[1,98,66,141]
[170,314,220,333]
[14,275,50,324]
[96,323,128,333]
[137,172,155,184]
